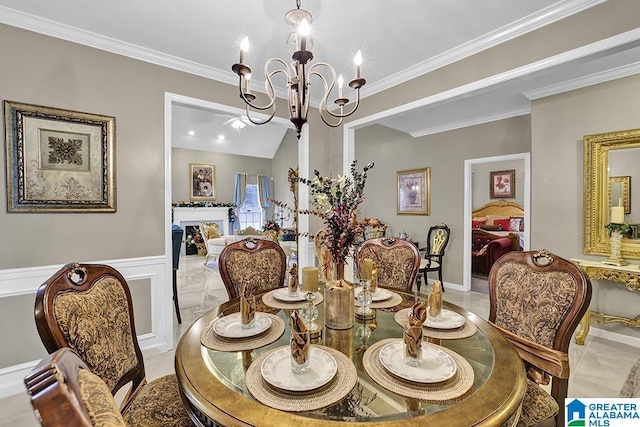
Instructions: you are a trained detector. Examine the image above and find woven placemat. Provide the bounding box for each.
[363,338,474,403]
[262,290,324,310]
[245,344,357,412]
[394,308,477,340]
[354,290,403,309]
[200,313,286,352]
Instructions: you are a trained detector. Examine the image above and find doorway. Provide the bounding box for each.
[462,153,530,292]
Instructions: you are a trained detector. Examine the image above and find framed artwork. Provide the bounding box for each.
[397,168,430,215]
[490,169,515,199]
[609,176,631,214]
[190,163,216,200]
[4,101,116,212]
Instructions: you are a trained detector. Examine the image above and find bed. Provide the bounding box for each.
[471,200,524,274]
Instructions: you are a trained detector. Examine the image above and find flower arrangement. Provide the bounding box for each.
[185,233,205,251]
[299,160,375,265]
[605,222,630,236]
[263,217,281,233]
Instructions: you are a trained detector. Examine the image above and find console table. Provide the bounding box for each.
[572,258,640,345]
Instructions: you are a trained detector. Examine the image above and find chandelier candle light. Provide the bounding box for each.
[231,0,366,138]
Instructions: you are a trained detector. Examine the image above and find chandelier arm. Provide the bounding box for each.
[309,61,361,119]
[308,69,343,128]
[238,58,291,112]
[244,103,277,126]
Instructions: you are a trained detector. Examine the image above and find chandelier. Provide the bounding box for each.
[232,0,366,138]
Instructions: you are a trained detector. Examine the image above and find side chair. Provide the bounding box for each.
[417,223,450,292]
[356,237,420,292]
[34,262,194,427]
[218,237,287,300]
[488,250,592,427]
[25,347,127,427]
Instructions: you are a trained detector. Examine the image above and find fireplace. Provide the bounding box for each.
[173,207,231,256]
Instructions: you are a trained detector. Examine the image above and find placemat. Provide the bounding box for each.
[200,313,286,352]
[394,308,477,340]
[245,344,357,412]
[363,338,474,403]
[262,290,324,310]
[354,290,403,309]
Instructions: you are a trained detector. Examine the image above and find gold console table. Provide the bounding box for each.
[572,259,640,345]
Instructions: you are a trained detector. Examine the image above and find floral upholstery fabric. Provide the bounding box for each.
[517,379,559,427]
[122,374,193,427]
[53,277,138,391]
[222,247,284,297]
[493,261,578,348]
[358,245,418,291]
[77,368,127,427]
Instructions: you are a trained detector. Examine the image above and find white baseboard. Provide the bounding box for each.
[0,256,172,398]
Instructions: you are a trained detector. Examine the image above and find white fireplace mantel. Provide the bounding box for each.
[172,207,231,236]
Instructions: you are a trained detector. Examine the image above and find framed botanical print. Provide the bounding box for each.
[490,169,515,199]
[190,163,216,200]
[4,100,116,212]
[397,168,430,215]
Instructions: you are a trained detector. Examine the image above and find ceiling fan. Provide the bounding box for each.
[221,115,255,131]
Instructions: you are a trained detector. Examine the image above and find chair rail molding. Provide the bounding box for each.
[0,255,171,398]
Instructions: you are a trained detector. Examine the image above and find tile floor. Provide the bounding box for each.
[3,255,638,426]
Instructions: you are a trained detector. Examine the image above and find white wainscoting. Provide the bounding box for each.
[0,255,171,398]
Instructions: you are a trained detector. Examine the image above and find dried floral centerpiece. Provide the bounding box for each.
[299,160,375,329]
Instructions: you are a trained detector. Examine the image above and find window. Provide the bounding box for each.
[238,184,263,230]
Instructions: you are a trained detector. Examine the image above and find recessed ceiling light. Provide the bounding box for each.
[217,134,225,141]
[188,130,195,136]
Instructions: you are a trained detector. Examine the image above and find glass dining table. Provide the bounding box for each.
[175,286,526,426]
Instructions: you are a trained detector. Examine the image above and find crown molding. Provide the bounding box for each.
[361,0,606,98]
[523,61,640,100]
[409,107,531,138]
[0,0,604,105]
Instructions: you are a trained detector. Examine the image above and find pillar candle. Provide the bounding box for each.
[611,206,624,223]
[370,268,378,293]
[361,258,374,281]
[301,267,319,293]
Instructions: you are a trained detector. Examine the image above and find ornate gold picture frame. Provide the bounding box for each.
[397,168,430,215]
[190,163,216,201]
[4,101,116,213]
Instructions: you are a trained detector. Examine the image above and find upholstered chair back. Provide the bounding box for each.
[25,347,127,427]
[488,250,592,427]
[218,238,287,300]
[356,237,420,291]
[35,263,144,396]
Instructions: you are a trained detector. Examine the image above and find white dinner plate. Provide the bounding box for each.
[354,287,393,302]
[424,309,466,330]
[378,341,457,384]
[261,347,338,392]
[212,313,272,338]
[272,288,307,302]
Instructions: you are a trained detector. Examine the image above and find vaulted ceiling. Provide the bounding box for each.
[1,0,637,158]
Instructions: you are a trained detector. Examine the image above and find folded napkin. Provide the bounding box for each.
[287,262,298,294]
[403,301,426,359]
[290,311,310,366]
[240,281,255,325]
[428,280,443,319]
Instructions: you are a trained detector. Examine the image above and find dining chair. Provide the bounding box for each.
[416,223,450,292]
[355,237,420,291]
[25,347,127,427]
[171,223,184,324]
[488,250,592,427]
[218,237,287,300]
[34,262,194,427]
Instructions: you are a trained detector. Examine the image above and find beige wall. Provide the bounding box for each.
[472,160,526,210]
[531,74,640,339]
[354,116,531,286]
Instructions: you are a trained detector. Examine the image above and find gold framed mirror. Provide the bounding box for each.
[584,128,640,258]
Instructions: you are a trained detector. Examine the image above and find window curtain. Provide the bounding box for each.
[232,173,247,232]
[257,175,271,222]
